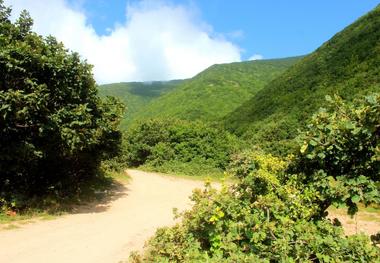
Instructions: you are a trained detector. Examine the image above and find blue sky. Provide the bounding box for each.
[6,0,379,83]
[78,0,379,60]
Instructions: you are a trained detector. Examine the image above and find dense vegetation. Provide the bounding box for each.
[99,57,300,129]
[135,57,300,122]
[123,119,240,176]
[99,57,302,177]
[0,3,123,210]
[98,80,181,129]
[2,1,379,262]
[102,4,380,179]
[293,94,380,216]
[225,5,380,156]
[129,6,380,261]
[131,94,380,262]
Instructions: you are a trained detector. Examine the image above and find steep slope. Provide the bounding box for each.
[133,57,301,122]
[98,80,182,129]
[225,5,380,154]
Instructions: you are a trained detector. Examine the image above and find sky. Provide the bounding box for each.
[4,0,380,84]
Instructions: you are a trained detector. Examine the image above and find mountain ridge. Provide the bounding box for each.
[98,56,302,128]
[223,4,380,154]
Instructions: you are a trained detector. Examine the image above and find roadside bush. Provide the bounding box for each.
[124,119,240,176]
[142,159,224,178]
[131,94,380,262]
[132,150,380,262]
[0,3,124,208]
[292,94,380,216]
[101,132,130,173]
[242,118,299,156]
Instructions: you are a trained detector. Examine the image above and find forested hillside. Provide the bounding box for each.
[99,57,301,128]
[224,4,380,155]
[134,57,301,122]
[98,80,181,129]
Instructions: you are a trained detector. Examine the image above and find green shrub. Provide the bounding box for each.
[101,132,130,173]
[292,94,380,216]
[133,150,380,262]
[124,119,240,176]
[0,3,124,208]
[142,159,224,178]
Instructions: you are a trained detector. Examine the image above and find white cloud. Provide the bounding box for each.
[4,0,242,84]
[249,54,264,61]
[226,30,244,40]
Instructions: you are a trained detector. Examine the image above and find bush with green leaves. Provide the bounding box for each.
[131,150,380,262]
[131,94,380,262]
[0,2,124,208]
[291,94,380,216]
[124,118,240,176]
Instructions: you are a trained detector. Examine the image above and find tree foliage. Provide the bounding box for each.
[0,3,124,206]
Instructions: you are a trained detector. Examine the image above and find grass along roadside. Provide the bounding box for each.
[0,212,58,231]
[133,167,236,183]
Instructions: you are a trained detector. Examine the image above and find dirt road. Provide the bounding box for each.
[0,170,206,263]
[1,170,378,263]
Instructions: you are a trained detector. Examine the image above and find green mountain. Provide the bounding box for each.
[224,5,380,155]
[98,80,182,129]
[133,57,301,122]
